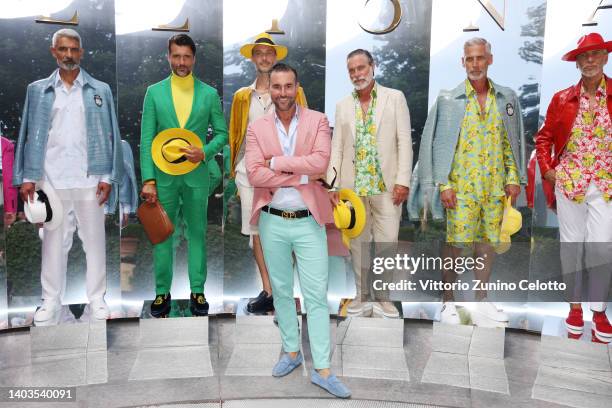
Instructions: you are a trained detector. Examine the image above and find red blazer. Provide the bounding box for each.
[245,107,333,227]
[526,150,555,209]
[536,75,612,177]
[2,136,18,214]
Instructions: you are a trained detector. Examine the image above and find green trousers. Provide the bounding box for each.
[258,211,331,369]
[154,176,208,294]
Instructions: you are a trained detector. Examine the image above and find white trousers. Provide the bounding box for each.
[556,183,612,312]
[235,157,258,236]
[349,192,402,298]
[41,187,106,303]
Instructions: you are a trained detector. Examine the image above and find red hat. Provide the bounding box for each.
[562,33,612,61]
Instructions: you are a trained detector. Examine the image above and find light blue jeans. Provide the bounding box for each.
[258,211,330,369]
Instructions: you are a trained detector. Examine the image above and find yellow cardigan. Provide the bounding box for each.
[228,86,307,178]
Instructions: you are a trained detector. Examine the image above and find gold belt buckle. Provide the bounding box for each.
[281,210,297,219]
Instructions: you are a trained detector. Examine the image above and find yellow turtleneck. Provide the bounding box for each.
[171,72,194,128]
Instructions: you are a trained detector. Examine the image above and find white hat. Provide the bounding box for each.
[24,181,63,230]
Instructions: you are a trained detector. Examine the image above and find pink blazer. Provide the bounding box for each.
[2,137,18,214]
[245,107,334,227]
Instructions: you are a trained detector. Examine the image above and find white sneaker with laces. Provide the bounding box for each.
[372,301,400,318]
[89,298,110,320]
[347,300,373,317]
[471,299,508,327]
[34,299,62,326]
[440,301,461,325]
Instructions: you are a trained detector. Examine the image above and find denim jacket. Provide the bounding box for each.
[408,80,527,221]
[118,139,138,212]
[13,69,123,209]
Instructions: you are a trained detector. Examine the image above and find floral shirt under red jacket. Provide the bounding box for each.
[536,75,612,205]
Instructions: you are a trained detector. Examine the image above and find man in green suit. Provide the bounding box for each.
[140,34,228,317]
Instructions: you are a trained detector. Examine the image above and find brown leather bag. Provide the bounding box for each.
[137,201,174,244]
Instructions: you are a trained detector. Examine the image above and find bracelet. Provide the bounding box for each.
[144,180,156,185]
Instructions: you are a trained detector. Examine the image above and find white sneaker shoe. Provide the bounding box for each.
[471,299,508,327]
[89,298,110,320]
[440,302,461,325]
[34,299,61,326]
[346,300,373,317]
[372,302,400,318]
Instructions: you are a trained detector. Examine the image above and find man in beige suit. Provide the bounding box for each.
[328,49,412,318]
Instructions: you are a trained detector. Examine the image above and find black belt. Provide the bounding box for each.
[262,206,311,219]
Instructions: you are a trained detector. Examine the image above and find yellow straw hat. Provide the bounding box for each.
[240,32,288,60]
[152,128,204,175]
[333,188,366,248]
[496,196,522,254]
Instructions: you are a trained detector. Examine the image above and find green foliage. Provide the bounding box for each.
[372,0,432,158]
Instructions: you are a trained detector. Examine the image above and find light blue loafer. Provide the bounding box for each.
[311,369,351,398]
[272,352,303,377]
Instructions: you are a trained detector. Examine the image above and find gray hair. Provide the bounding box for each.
[347,49,375,65]
[464,37,491,55]
[52,28,82,48]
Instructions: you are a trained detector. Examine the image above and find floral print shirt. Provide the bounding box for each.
[353,84,386,196]
[555,78,611,203]
[441,80,520,200]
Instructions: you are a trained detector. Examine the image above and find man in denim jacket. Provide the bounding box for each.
[414,38,526,327]
[13,29,123,326]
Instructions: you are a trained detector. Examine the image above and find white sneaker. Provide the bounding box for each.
[347,300,373,317]
[89,298,110,320]
[471,299,508,327]
[34,299,61,326]
[372,302,400,319]
[440,302,461,325]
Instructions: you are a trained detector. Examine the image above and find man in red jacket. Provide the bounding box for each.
[536,33,612,343]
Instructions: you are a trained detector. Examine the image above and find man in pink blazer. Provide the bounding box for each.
[245,63,350,398]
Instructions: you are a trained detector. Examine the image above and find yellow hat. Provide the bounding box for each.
[152,128,203,175]
[240,32,288,60]
[333,189,366,248]
[496,196,522,254]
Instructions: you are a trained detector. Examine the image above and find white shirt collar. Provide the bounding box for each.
[54,69,84,89]
[274,104,300,123]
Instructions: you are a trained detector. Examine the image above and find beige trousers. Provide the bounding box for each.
[349,192,401,300]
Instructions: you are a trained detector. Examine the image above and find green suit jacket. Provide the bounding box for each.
[140,76,228,187]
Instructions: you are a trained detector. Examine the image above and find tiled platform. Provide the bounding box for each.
[335,317,409,380]
[422,322,509,394]
[224,315,305,376]
[128,317,213,380]
[532,334,612,408]
[1,316,610,407]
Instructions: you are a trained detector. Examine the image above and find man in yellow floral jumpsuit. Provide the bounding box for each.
[418,38,526,326]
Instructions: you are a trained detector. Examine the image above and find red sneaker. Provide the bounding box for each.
[591,333,608,344]
[565,307,584,335]
[592,311,612,343]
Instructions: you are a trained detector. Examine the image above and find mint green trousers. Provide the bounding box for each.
[258,211,330,369]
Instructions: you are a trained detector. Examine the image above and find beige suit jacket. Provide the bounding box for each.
[327,83,412,191]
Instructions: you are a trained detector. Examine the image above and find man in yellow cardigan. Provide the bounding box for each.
[228,33,307,313]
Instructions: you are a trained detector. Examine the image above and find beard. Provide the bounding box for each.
[58,59,79,71]
[256,64,273,75]
[352,73,373,91]
[172,66,191,77]
[467,70,486,81]
[579,65,602,78]
[274,97,296,112]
